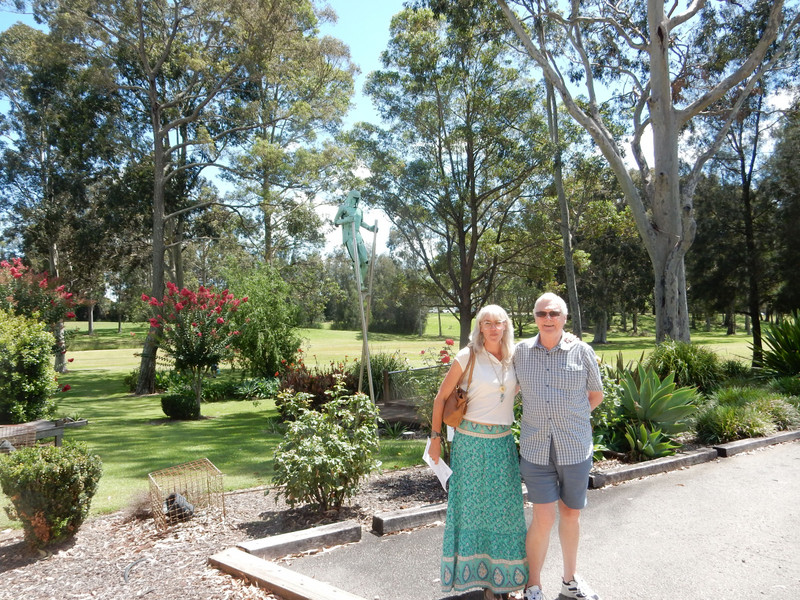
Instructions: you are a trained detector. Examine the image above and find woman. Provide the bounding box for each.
[429,305,529,600]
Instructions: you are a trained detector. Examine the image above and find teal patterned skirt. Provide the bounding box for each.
[441,420,529,594]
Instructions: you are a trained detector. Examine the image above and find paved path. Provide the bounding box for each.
[284,441,800,600]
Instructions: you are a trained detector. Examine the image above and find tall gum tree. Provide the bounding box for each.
[498,0,799,342]
[353,1,550,347]
[0,23,121,371]
[27,0,331,392]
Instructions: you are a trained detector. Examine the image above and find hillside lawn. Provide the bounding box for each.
[0,313,754,529]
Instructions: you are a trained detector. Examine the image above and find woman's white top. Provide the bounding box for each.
[453,346,517,426]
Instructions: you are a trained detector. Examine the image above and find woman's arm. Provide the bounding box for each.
[428,359,465,464]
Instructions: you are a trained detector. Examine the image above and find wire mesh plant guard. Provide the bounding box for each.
[148,458,225,531]
[0,423,37,453]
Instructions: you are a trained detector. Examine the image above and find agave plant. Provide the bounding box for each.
[620,365,700,435]
[759,315,800,378]
[624,424,681,461]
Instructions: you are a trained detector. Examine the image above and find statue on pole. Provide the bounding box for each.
[334,190,377,291]
[334,190,378,403]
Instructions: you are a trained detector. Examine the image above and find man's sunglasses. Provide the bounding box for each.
[535,310,562,318]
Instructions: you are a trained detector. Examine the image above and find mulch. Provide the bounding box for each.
[0,465,447,600]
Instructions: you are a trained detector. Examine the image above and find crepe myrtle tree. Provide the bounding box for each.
[0,258,77,364]
[142,282,246,411]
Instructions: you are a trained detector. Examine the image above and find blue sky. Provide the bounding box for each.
[321,1,407,127]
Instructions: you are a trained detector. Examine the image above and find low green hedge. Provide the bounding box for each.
[0,442,102,548]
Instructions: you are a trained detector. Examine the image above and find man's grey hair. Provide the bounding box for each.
[535,292,568,316]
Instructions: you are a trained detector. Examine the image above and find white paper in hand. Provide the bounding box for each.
[423,437,453,491]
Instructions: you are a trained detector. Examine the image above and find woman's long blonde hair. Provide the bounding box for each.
[468,304,515,366]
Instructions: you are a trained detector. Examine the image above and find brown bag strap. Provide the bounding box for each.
[462,347,476,393]
[467,346,475,391]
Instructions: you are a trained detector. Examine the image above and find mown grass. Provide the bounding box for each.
[1,312,755,529]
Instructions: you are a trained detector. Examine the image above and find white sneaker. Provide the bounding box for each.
[523,585,547,600]
[560,574,600,599]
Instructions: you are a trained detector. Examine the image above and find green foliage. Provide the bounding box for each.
[769,376,800,397]
[720,359,753,382]
[752,396,800,431]
[759,315,800,378]
[381,421,411,439]
[143,283,246,412]
[591,367,628,457]
[0,442,102,548]
[0,310,59,423]
[271,377,381,511]
[695,384,800,444]
[643,340,722,392]
[160,384,201,420]
[234,377,279,400]
[349,350,410,401]
[123,368,180,393]
[602,351,645,387]
[695,404,776,444]
[278,354,358,415]
[0,259,77,355]
[201,378,239,402]
[624,423,680,461]
[620,365,700,436]
[227,263,302,378]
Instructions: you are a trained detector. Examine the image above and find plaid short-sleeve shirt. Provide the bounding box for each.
[513,334,603,466]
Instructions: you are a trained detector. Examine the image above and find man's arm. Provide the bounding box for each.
[588,390,603,411]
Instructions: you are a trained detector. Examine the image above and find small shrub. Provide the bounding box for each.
[0,442,102,548]
[271,376,381,511]
[620,365,700,435]
[643,340,722,393]
[381,421,411,439]
[710,385,763,407]
[752,396,800,430]
[769,376,800,397]
[720,359,753,382]
[234,377,279,400]
[695,404,776,444]
[202,378,238,402]
[161,384,201,420]
[349,351,410,401]
[279,356,358,413]
[591,368,628,457]
[0,310,58,423]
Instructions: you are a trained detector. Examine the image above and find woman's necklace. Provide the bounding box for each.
[488,354,507,402]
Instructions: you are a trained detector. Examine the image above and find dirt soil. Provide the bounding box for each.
[0,465,449,600]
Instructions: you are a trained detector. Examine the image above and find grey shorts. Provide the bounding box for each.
[520,442,592,510]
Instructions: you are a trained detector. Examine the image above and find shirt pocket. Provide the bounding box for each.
[557,364,585,391]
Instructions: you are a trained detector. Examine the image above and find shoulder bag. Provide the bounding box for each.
[442,348,476,428]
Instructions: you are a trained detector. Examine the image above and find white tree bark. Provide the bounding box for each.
[498,0,794,342]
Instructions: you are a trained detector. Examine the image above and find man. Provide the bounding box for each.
[513,293,604,600]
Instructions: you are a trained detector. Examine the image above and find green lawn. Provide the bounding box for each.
[1,313,756,530]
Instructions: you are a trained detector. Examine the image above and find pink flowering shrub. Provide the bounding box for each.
[0,258,76,356]
[142,283,247,414]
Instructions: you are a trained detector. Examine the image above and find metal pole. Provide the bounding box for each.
[363,224,378,403]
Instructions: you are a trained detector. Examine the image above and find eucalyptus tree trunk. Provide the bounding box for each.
[135,100,167,396]
[48,241,68,373]
[537,7,582,338]
[498,0,791,344]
